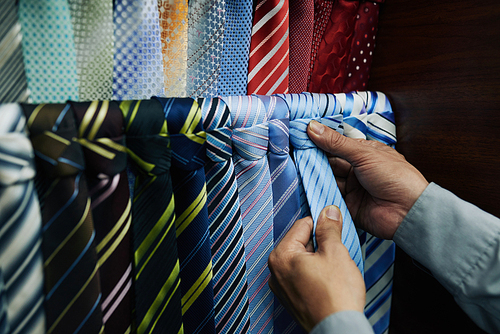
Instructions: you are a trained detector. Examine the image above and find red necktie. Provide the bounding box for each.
[247,0,290,95]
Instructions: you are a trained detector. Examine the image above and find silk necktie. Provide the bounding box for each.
[22,102,104,333]
[258,95,303,334]
[0,1,29,103]
[68,0,114,101]
[280,92,364,271]
[247,0,289,95]
[18,0,79,103]
[288,0,314,94]
[339,91,395,334]
[158,0,188,97]
[218,0,253,95]
[200,97,251,334]
[0,104,45,334]
[222,95,274,334]
[158,97,216,334]
[186,0,225,98]
[120,99,183,334]
[72,101,133,333]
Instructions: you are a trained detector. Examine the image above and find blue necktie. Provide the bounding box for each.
[200,97,251,334]
[279,92,364,272]
[222,95,274,334]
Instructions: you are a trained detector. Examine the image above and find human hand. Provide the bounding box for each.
[307,120,429,239]
[268,205,366,332]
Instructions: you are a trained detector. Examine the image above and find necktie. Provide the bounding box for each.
[68,0,114,101]
[258,95,303,334]
[288,0,314,94]
[71,101,133,333]
[113,0,164,100]
[120,99,183,334]
[280,92,363,271]
[218,0,253,96]
[186,0,225,98]
[18,0,79,103]
[158,97,216,334]
[200,97,251,334]
[0,1,29,103]
[222,95,274,334]
[22,102,104,334]
[247,0,289,95]
[0,270,6,334]
[340,91,395,334]
[308,0,359,93]
[0,104,45,333]
[157,0,188,97]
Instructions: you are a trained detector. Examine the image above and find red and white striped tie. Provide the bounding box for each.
[247,0,289,95]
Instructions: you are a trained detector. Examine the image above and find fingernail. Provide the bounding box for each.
[309,120,324,135]
[326,206,340,221]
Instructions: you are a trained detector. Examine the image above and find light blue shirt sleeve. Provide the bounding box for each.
[310,310,374,334]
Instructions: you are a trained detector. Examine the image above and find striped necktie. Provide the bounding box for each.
[0,104,45,334]
[22,102,104,334]
[247,0,289,95]
[72,101,133,333]
[186,0,225,97]
[222,95,274,334]
[340,91,396,334]
[218,0,253,95]
[158,97,216,334]
[200,97,251,334]
[120,99,183,334]
[279,92,363,271]
[258,95,304,334]
[0,1,29,103]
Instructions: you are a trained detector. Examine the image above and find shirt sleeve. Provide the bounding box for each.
[394,182,500,333]
[309,311,374,334]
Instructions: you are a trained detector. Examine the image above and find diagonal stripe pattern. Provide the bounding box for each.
[0,104,45,334]
[120,99,183,334]
[200,97,251,334]
[158,97,216,334]
[72,101,134,333]
[22,102,104,333]
[222,95,274,334]
[247,0,289,95]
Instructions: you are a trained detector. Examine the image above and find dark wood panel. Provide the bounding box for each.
[368,0,500,332]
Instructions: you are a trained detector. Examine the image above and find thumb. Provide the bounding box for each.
[315,205,344,254]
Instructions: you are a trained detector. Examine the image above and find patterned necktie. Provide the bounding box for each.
[200,97,251,334]
[157,0,188,97]
[222,95,274,334]
[158,97,216,334]
[22,102,104,334]
[280,92,363,271]
[339,91,396,334]
[258,95,303,334]
[186,0,225,98]
[68,0,114,101]
[71,101,133,333]
[120,99,183,334]
[0,1,29,103]
[18,0,79,103]
[288,0,314,94]
[0,104,45,334]
[113,0,164,100]
[218,0,253,95]
[247,0,289,95]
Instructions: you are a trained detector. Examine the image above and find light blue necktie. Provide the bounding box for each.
[201,97,251,334]
[340,91,396,334]
[0,104,45,334]
[222,95,274,334]
[279,92,364,272]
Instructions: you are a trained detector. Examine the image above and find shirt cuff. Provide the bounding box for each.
[310,311,374,334]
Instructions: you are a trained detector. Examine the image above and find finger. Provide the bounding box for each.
[277,216,314,252]
[327,156,352,178]
[315,206,344,255]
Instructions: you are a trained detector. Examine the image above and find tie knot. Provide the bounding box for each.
[289,115,343,149]
[199,98,233,162]
[232,124,269,160]
[0,104,36,186]
[268,118,289,155]
[206,127,233,162]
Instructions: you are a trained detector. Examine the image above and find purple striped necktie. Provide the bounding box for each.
[221,95,274,334]
[200,97,251,334]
